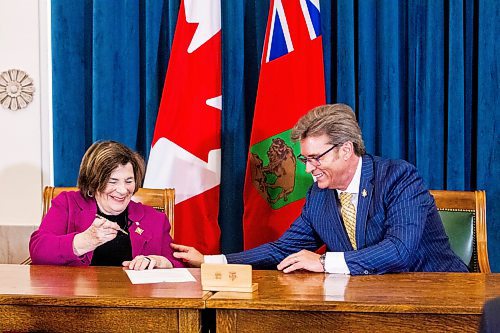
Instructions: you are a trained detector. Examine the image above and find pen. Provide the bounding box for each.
[95,214,129,235]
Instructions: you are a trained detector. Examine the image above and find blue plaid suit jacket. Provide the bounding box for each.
[227,154,468,275]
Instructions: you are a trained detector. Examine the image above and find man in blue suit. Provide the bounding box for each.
[172,104,467,274]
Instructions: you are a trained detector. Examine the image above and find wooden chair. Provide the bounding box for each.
[430,190,490,273]
[41,186,175,235]
[22,186,175,265]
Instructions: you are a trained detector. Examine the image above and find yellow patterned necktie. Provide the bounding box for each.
[339,192,357,250]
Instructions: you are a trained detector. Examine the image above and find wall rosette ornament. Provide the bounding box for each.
[0,69,35,111]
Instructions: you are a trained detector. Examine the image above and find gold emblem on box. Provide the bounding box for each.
[201,263,258,292]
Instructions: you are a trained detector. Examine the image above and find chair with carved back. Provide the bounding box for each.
[430,190,490,273]
[21,186,175,265]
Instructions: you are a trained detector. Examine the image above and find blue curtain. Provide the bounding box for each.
[52,0,500,271]
[52,0,179,183]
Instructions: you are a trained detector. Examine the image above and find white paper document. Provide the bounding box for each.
[125,268,196,284]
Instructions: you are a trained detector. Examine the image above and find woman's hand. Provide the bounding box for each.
[72,216,120,256]
[171,243,204,267]
[122,255,173,270]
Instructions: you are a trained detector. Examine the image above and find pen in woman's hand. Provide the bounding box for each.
[95,214,129,235]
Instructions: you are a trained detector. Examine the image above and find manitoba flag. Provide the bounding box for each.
[144,0,221,254]
[243,0,325,249]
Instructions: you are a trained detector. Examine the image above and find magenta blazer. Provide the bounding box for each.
[29,191,184,267]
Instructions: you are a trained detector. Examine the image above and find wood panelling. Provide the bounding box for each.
[0,265,209,332]
[208,270,500,332]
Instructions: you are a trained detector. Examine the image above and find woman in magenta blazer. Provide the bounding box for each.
[30,141,183,270]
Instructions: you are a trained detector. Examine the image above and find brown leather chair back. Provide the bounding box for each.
[430,190,490,273]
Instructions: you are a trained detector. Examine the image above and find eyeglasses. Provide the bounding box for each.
[297,144,340,166]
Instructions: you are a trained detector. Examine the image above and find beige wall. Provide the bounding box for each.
[0,0,51,263]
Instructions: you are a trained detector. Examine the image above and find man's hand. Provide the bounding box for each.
[277,249,324,273]
[171,243,204,267]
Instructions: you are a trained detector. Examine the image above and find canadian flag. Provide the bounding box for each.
[144,0,221,254]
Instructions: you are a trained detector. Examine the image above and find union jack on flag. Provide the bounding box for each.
[266,0,321,63]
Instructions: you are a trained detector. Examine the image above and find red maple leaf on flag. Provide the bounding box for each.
[145,0,221,254]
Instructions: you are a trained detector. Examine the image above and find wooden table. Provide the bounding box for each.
[2,266,499,332]
[207,270,500,332]
[0,264,210,332]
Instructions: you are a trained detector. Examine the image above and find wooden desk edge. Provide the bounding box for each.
[205,298,483,315]
[0,295,209,309]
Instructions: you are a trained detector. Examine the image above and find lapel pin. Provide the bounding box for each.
[362,189,367,197]
[135,227,144,235]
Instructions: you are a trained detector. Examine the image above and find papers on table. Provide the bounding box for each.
[125,268,196,284]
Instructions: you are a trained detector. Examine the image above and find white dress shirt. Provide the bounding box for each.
[325,156,362,274]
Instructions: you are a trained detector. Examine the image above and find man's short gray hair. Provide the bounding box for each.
[291,103,366,156]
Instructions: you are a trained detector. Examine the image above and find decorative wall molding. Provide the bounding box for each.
[0,69,35,111]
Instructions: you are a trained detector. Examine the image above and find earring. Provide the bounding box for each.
[87,190,93,197]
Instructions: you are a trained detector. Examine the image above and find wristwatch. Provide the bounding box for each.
[319,254,326,272]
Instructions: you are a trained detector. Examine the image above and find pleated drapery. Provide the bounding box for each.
[51,0,499,271]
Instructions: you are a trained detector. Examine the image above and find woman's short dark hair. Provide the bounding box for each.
[77,141,145,198]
